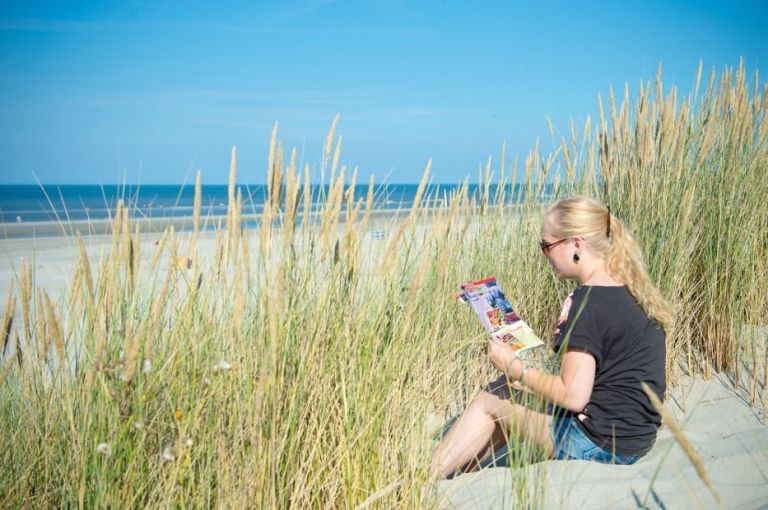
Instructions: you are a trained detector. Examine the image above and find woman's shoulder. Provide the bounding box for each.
[572,284,629,302]
[577,284,631,298]
[570,286,639,319]
[577,285,658,328]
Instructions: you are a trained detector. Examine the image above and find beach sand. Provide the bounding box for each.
[0,229,172,305]
[0,210,410,303]
[436,373,768,509]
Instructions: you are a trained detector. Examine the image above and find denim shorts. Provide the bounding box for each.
[550,412,641,465]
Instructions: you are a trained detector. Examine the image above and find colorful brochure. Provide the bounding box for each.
[459,276,544,354]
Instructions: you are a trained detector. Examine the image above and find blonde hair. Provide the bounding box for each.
[546,197,674,332]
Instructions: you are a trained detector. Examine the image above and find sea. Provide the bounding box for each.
[0,183,543,224]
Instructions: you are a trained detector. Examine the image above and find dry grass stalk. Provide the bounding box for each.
[192,170,202,276]
[76,233,94,300]
[167,225,180,275]
[35,288,48,361]
[302,163,313,234]
[120,317,146,384]
[284,148,300,247]
[232,267,245,343]
[142,267,173,365]
[111,200,123,248]
[102,252,116,333]
[150,228,170,273]
[225,146,238,267]
[44,291,66,368]
[324,114,340,168]
[319,165,346,258]
[13,330,22,367]
[231,187,243,267]
[261,128,279,256]
[132,222,141,281]
[119,206,135,299]
[405,242,432,309]
[86,301,108,388]
[763,333,768,390]
[382,161,431,268]
[270,141,284,214]
[641,382,722,505]
[68,263,83,313]
[749,337,758,404]
[2,282,15,357]
[119,281,150,383]
[0,356,14,387]
[354,481,401,510]
[213,218,225,279]
[330,135,342,185]
[480,156,492,213]
[343,167,360,263]
[19,259,32,347]
[265,260,285,383]
[358,175,375,237]
[240,228,251,285]
[500,140,507,177]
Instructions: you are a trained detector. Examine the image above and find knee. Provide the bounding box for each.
[470,390,501,415]
[470,390,521,425]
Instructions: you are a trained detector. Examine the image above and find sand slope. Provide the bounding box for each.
[437,374,768,509]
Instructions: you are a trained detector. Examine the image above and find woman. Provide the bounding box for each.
[431,197,673,479]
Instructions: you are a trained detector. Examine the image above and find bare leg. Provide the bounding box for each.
[430,390,554,479]
[430,392,500,479]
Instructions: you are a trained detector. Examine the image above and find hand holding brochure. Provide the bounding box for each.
[459,277,544,354]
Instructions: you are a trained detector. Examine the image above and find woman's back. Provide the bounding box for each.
[554,285,665,455]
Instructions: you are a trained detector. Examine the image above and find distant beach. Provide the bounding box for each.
[0,183,547,238]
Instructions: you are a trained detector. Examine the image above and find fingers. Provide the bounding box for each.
[488,334,505,347]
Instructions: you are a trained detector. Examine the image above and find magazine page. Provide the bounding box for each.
[459,277,544,354]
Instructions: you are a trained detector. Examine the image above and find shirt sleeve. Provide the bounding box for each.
[554,287,605,367]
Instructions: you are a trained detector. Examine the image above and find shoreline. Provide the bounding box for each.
[0,203,529,240]
[0,208,414,239]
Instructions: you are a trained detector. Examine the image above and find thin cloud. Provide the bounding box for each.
[0,17,286,34]
[0,13,414,38]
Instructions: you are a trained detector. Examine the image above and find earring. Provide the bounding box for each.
[573,253,580,263]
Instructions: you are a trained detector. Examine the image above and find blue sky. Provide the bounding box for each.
[1,1,766,184]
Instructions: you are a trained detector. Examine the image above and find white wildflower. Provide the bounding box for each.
[214,360,232,372]
[162,445,176,461]
[133,421,144,430]
[182,436,193,448]
[142,359,152,374]
[96,442,112,457]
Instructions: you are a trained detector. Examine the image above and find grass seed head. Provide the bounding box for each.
[96,443,112,457]
[162,445,176,462]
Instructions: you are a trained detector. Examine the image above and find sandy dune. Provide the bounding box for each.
[437,373,768,509]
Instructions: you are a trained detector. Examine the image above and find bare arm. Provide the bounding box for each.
[488,340,596,412]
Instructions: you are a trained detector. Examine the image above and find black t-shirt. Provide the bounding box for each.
[552,285,666,455]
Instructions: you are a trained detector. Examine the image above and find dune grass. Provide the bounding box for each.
[0,60,766,508]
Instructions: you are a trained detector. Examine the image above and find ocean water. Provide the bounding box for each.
[0,183,542,224]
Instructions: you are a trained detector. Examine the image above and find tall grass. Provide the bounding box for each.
[0,60,766,507]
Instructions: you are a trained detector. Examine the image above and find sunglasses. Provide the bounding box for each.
[539,237,569,255]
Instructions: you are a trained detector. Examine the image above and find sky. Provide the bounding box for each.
[0,0,766,185]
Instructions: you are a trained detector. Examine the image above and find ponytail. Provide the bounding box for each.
[605,215,674,332]
[547,197,674,332]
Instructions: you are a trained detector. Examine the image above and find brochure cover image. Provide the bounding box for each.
[459,277,544,354]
